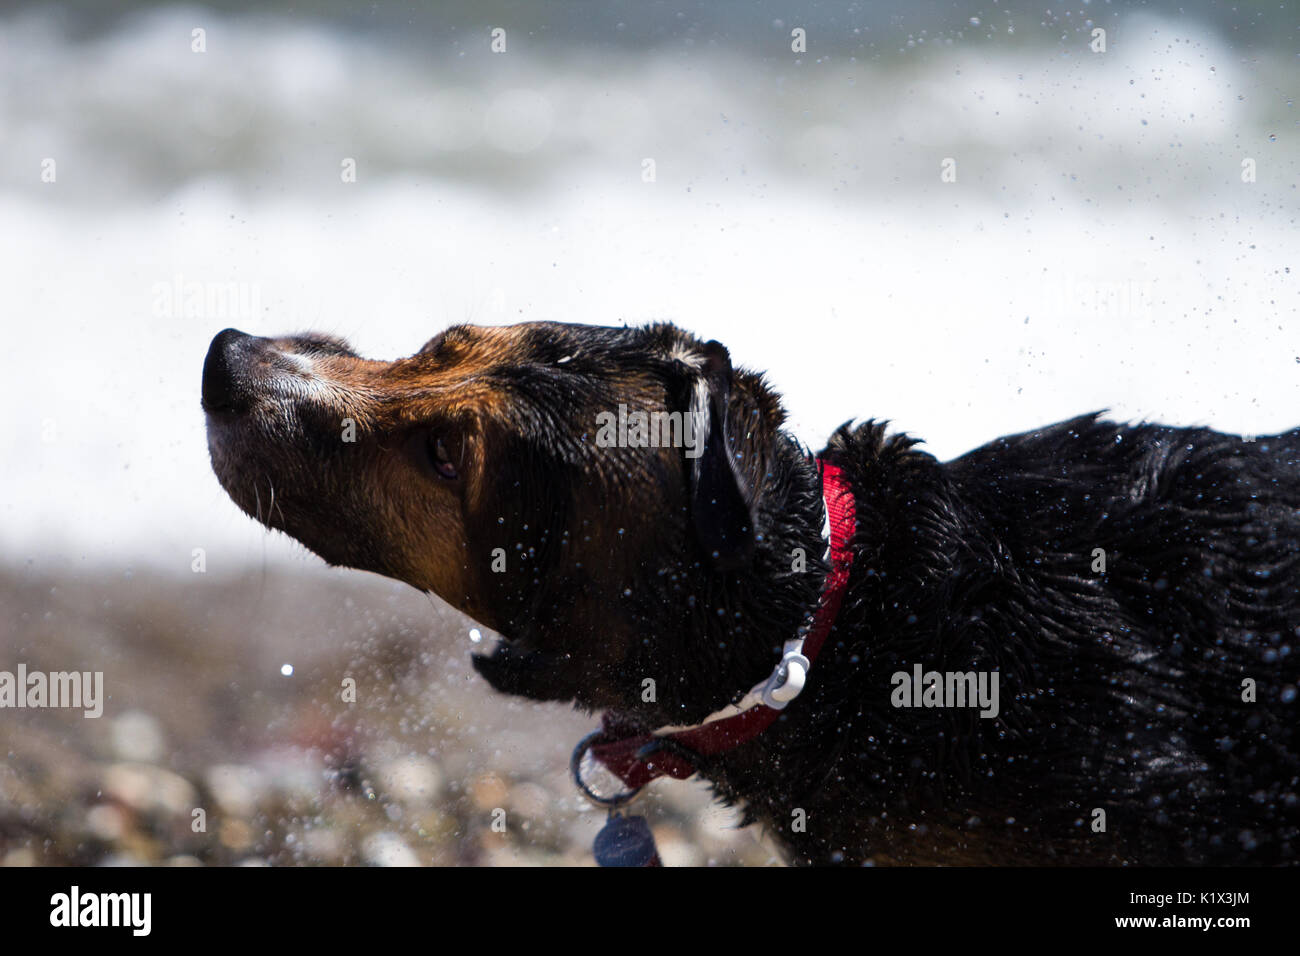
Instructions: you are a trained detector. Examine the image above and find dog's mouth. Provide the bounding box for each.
[201,326,362,489]
[202,328,379,562]
[202,331,299,532]
[470,640,590,706]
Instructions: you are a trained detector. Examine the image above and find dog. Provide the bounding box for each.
[202,321,1300,865]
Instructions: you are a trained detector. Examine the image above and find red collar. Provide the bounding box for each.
[579,458,856,795]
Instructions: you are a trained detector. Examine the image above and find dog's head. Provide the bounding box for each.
[203,322,819,720]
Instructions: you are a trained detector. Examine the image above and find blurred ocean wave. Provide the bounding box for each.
[1,4,1294,201]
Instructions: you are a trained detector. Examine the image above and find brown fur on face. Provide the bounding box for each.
[204,328,494,619]
[202,321,793,714]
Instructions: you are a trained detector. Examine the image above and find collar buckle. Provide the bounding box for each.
[760,640,812,709]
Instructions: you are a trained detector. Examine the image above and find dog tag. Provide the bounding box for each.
[593,813,661,867]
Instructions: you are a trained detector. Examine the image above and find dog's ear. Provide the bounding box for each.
[686,340,756,570]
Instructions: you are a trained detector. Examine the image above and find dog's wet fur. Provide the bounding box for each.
[203,321,1300,865]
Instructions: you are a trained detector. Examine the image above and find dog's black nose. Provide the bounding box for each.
[202,328,258,413]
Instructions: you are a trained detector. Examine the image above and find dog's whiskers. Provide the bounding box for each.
[268,476,286,528]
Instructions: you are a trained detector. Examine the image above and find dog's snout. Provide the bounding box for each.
[202,328,260,413]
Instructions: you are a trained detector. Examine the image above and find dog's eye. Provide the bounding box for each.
[426,434,458,480]
[407,426,464,482]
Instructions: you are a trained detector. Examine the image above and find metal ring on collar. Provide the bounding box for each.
[570,730,645,809]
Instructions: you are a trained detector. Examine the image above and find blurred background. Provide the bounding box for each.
[0,0,1296,865]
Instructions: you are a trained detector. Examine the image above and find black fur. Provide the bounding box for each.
[696,414,1300,864]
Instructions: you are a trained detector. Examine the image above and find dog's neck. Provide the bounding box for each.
[613,430,830,728]
[470,428,832,730]
[583,453,856,799]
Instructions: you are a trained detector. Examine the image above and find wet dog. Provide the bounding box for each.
[202,321,1300,865]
